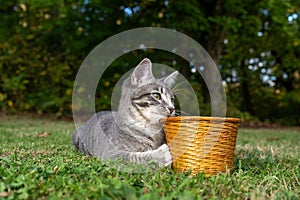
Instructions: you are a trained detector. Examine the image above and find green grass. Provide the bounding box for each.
[0,116,299,199]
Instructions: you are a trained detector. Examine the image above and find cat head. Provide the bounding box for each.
[118,58,178,129]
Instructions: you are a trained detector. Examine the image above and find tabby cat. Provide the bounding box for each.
[72,58,178,167]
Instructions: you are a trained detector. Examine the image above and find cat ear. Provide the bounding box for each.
[163,71,179,88]
[131,58,155,86]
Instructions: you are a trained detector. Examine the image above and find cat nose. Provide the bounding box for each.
[168,107,175,114]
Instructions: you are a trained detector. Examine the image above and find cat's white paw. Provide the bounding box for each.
[153,144,172,167]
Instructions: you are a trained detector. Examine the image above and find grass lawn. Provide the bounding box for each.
[0,115,299,199]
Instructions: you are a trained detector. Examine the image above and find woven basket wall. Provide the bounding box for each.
[163,116,241,176]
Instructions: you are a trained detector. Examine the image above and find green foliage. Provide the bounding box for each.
[278,89,300,125]
[0,0,300,124]
[0,116,299,199]
[0,0,77,115]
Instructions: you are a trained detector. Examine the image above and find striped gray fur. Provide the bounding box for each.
[72,58,178,167]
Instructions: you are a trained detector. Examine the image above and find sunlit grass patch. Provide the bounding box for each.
[0,116,299,199]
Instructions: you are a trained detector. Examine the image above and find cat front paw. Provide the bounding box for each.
[153,144,172,167]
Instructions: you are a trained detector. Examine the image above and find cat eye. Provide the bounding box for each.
[152,93,161,100]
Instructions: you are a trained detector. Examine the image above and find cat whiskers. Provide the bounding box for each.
[174,110,191,116]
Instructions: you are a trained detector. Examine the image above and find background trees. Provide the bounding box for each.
[0,0,299,125]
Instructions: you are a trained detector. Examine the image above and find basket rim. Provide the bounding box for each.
[161,116,241,123]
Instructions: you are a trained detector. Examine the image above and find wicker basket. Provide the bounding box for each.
[163,116,241,176]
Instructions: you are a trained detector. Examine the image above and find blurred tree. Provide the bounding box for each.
[0,0,299,124]
[219,0,300,122]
